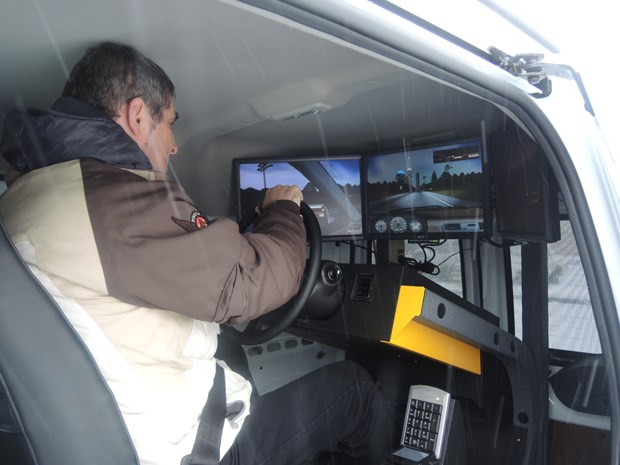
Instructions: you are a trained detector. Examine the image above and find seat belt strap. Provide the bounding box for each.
[183,364,226,465]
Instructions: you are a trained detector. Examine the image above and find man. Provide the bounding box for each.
[0,43,392,464]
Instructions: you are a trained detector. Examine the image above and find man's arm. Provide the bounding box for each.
[82,160,307,323]
[224,198,307,324]
[206,184,307,324]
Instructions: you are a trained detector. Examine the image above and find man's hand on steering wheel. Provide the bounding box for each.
[260,184,303,211]
[223,187,322,346]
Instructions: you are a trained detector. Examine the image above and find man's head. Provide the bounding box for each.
[63,42,178,173]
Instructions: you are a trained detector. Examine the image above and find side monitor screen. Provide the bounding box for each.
[236,156,363,239]
[365,140,486,239]
[489,123,560,243]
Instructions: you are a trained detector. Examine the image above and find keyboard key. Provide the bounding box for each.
[427,433,437,452]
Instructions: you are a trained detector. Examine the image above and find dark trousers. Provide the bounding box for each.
[220,361,394,465]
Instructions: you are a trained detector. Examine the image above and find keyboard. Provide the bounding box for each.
[393,385,453,464]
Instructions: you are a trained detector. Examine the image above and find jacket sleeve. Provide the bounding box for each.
[82,160,307,324]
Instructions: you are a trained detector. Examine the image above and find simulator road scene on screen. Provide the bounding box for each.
[238,158,362,238]
[366,142,485,237]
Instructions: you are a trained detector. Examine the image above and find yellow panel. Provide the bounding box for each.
[385,285,481,375]
[390,285,426,340]
[385,321,481,374]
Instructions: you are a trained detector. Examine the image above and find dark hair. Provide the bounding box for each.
[62,42,175,123]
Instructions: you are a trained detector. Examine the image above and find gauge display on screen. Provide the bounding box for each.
[389,216,407,233]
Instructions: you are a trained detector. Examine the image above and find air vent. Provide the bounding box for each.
[350,273,374,301]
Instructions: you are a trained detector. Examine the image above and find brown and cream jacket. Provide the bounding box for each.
[0,98,306,464]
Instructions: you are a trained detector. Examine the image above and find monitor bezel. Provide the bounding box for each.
[233,154,364,241]
[362,138,490,241]
[489,123,561,244]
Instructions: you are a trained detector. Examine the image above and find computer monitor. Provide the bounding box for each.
[489,123,560,243]
[235,156,363,239]
[364,140,487,239]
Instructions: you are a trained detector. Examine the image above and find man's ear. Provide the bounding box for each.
[126,97,150,143]
[115,97,150,147]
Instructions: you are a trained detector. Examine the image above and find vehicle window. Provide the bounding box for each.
[511,220,601,353]
[404,239,463,297]
[321,240,369,263]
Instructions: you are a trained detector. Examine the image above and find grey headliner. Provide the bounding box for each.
[0,0,504,215]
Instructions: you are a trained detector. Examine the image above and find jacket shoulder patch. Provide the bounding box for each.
[172,211,208,232]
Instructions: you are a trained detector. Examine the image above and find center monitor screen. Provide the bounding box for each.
[235,156,363,239]
[365,140,486,239]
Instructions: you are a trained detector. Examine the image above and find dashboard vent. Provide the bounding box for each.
[350,273,374,301]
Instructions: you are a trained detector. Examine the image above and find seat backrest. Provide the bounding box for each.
[0,218,139,465]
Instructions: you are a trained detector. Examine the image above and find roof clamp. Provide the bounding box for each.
[488,46,552,98]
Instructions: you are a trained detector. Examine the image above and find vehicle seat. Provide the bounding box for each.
[0,218,139,465]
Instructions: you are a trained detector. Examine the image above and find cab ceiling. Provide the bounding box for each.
[0,0,502,166]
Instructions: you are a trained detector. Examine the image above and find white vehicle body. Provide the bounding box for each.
[0,1,618,465]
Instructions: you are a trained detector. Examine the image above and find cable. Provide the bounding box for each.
[334,240,376,255]
[398,241,472,276]
[434,250,460,268]
[399,254,441,275]
[332,240,377,265]
[482,237,512,248]
[398,241,442,275]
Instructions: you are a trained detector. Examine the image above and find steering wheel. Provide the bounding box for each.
[222,202,322,345]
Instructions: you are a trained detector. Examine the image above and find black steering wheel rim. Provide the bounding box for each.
[222,202,322,345]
